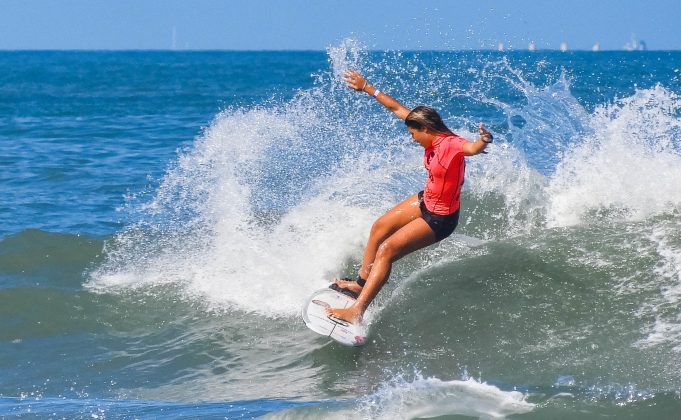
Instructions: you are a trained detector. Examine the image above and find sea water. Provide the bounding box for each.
[2,42,681,418]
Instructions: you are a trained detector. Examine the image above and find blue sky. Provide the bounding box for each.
[1,0,679,51]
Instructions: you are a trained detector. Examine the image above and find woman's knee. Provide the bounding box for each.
[375,240,399,262]
[369,216,391,239]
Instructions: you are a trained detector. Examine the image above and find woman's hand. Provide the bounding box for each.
[463,123,493,156]
[343,69,367,92]
[342,69,411,120]
[479,123,493,143]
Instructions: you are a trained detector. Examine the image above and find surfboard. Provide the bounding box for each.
[302,285,369,346]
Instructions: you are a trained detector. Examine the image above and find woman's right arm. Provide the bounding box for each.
[343,70,411,120]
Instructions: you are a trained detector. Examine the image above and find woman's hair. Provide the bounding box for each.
[404,106,454,135]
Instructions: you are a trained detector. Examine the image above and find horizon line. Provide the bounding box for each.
[0,48,678,53]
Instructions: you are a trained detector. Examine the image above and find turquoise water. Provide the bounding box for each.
[2,44,681,418]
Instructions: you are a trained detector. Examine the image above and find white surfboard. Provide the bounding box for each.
[302,286,369,346]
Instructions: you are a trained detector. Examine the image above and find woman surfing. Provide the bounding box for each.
[326,69,493,324]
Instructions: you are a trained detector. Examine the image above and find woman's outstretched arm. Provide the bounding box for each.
[462,123,494,156]
[343,70,411,120]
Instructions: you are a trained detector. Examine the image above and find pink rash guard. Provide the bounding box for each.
[422,134,467,215]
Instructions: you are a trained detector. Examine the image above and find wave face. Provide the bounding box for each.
[2,46,681,417]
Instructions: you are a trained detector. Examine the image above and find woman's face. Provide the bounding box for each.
[407,126,435,148]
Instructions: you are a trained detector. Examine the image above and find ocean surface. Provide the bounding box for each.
[2,41,681,418]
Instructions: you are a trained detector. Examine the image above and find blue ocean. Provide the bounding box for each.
[2,40,681,418]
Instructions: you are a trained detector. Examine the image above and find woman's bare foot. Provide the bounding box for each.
[334,278,363,295]
[326,305,363,324]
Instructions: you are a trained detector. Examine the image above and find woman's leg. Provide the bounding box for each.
[335,193,421,293]
[358,193,422,279]
[327,216,437,323]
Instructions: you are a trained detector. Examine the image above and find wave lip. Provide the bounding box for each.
[359,376,535,420]
[266,376,535,419]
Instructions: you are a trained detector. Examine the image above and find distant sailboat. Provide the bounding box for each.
[624,34,647,51]
[592,42,600,52]
[560,42,568,52]
[528,41,537,52]
[497,42,505,52]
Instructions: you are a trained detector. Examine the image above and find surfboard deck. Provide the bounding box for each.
[302,285,369,346]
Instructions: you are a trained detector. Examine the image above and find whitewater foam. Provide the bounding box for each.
[89,108,382,315]
[546,85,681,227]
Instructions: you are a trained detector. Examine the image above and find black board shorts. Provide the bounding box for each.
[418,191,460,242]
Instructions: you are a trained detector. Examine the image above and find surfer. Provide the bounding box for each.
[326,69,493,324]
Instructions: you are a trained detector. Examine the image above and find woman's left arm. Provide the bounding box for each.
[343,70,411,120]
[462,123,493,156]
